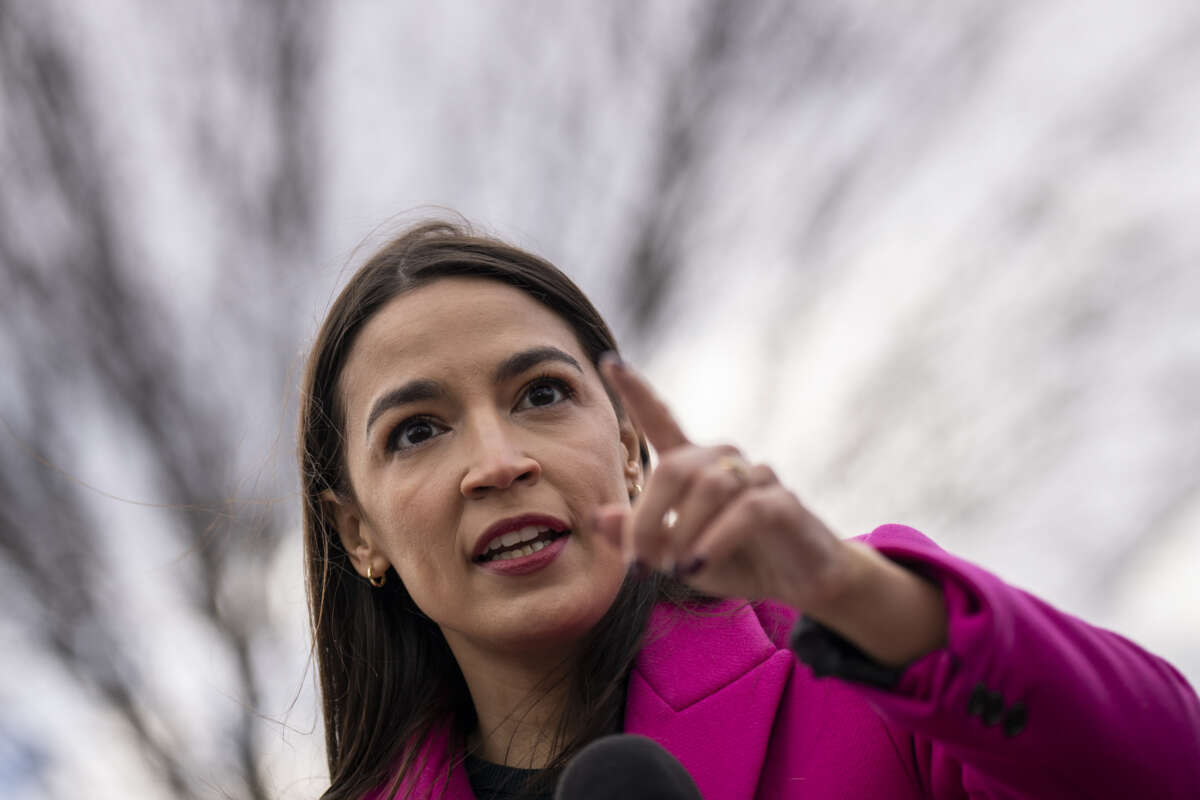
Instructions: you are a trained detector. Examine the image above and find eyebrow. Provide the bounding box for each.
[365,379,445,438]
[493,346,583,385]
[364,346,585,440]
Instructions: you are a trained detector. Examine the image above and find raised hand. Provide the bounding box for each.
[593,354,853,613]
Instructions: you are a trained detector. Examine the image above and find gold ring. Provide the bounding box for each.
[718,455,751,486]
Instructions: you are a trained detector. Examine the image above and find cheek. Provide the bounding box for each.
[372,482,455,584]
[557,436,628,505]
[576,413,631,486]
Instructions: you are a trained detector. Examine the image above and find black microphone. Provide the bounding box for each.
[554,734,703,799]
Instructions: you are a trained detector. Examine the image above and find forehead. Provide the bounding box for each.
[339,277,586,414]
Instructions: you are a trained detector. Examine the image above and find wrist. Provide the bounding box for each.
[802,541,948,668]
[798,540,875,621]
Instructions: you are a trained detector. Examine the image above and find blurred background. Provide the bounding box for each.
[2,1,1199,797]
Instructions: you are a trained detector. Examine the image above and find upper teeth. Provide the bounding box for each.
[486,525,553,553]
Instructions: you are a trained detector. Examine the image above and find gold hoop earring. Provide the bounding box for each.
[367,564,386,588]
[630,482,643,500]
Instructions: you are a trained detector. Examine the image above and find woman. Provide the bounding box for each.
[299,220,1200,799]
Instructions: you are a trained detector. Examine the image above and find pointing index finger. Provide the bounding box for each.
[599,353,690,452]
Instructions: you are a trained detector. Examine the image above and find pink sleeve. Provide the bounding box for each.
[852,524,1200,799]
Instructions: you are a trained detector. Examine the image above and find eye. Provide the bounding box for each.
[515,376,574,411]
[386,416,446,452]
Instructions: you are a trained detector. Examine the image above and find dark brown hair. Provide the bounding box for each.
[299,220,692,798]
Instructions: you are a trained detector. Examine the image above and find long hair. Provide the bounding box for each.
[299,220,697,798]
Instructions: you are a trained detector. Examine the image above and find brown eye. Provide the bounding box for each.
[387,417,446,452]
[516,377,573,411]
[405,420,435,442]
[528,384,560,406]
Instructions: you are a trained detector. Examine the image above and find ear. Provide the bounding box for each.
[321,489,390,580]
[617,413,646,497]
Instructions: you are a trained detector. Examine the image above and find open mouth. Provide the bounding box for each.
[474,526,571,563]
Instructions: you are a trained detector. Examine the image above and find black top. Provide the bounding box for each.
[464,754,552,800]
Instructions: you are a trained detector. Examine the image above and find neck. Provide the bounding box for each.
[448,635,577,769]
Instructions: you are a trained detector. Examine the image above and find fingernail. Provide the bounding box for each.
[673,556,707,578]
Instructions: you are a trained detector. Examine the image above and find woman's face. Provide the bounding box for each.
[332,277,640,659]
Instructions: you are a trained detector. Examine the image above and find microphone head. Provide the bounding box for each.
[554,734,703,800]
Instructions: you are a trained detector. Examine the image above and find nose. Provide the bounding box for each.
[459,418,541,499]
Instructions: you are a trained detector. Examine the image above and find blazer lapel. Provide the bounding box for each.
[624,601,795,800]
[389,601,794,799]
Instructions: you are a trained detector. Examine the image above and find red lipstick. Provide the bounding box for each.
[472,513,571,576]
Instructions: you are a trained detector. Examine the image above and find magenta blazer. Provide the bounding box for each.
[373,525,1200,798]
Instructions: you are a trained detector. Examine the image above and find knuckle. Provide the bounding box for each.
[763,482,788,500]
[656,451,691,483]
[756,464,779,484]
[744,486,790,524]
[740,489,772,519]
[698,464,732,494]
[765,488,791,522]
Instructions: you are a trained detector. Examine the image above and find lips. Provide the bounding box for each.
[472,513,570,561]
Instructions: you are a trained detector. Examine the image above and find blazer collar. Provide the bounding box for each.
[624,600,795,800]
[386,600,795,800]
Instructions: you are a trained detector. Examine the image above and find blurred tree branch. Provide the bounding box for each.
[616,0,743,336]
[0,0,323,796]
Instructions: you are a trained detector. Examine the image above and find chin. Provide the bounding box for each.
[490,580,622,651]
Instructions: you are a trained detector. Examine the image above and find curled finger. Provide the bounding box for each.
[629,445,737,571]
[676,465,781,576]
[663,453,758,570]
